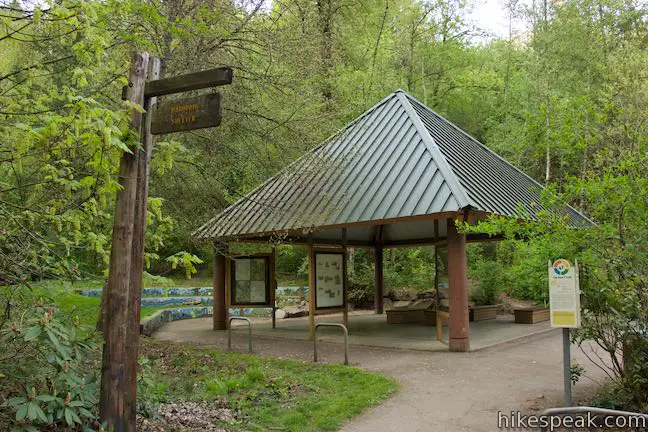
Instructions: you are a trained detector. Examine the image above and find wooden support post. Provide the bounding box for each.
[375,246,384,314]
[99,51,149,431]
[270,247,277,329]
[342,228,349,328]
[374,225,384,314]
[308,236,315,340]
[447,218,469,352]
[225,256,232,324]
[213,243,228,330]
[124,56,160,431]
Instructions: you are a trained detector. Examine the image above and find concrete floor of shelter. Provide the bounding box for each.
[159,310,553,352]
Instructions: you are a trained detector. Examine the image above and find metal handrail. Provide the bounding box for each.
[539,406,648,431]
[228,316,252,353]
[314,322,349,365]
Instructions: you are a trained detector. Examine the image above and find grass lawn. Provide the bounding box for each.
[6,280,189,327]
[141,341,396,431]
[3,280,397,431]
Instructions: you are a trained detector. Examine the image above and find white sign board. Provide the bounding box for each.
[548,259,581,328]
[315,252,345,309]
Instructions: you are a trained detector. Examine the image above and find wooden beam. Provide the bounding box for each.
[374,225,384,315]
[383,237,447,247]
[342,228,349,328]
[100,50,149,431]
[213,243,227,330]
[308,235,315,340]
[209,211,461,243]
[232,236,374,247]
[270,247,277,330]
[144,66,233,97]
[124,55,160,430]
[225,255,232,328]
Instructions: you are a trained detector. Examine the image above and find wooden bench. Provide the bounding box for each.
[469,305,498,322]
[514,307,549,324]
[386,308,426,324]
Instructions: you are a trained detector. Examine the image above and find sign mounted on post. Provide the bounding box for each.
[548,259,581,328]
[151,93,221,135]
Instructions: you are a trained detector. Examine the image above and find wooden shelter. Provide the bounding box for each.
[194,90,591,352]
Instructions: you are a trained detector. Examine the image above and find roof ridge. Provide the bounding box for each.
[402,92,595,225]
[395,91,473,210]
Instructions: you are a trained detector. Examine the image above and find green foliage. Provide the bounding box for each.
[139,342,397,431]
[0,301,99,430]
[347,282,374,307]
[1,0,647,420]
[470,260,501,306]
[165,252,204,279]
[464,152,648,408]
[276,246,307,276]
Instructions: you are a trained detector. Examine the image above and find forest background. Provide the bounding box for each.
[1,0,647,423]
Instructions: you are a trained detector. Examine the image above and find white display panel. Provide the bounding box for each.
[315,252,345,309]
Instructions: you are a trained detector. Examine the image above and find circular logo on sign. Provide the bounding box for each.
[553,259,571,276]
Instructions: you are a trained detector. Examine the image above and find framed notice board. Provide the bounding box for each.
[230,255,271,306]
[314,251,345,309]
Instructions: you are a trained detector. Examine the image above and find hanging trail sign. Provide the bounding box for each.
[151,93,222,135]
[548,258,581,328]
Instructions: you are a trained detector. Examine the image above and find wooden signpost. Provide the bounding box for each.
[100,52,232,432]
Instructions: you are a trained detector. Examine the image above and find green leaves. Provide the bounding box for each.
[165,252,205,279]
[22,326,42,342]
[1,302,99,430]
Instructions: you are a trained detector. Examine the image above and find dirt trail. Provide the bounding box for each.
[154,319,609,432]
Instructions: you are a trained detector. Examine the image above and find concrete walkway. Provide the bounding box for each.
[153,316,609,432]
[248,311,554,351]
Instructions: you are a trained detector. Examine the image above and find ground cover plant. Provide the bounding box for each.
[138,342,396,432]
[0,281,396,431]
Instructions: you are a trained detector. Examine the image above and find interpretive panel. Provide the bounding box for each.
[231,256,270,306]
[314,252,345,309]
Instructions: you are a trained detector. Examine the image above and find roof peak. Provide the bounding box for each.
[193,90,592,240]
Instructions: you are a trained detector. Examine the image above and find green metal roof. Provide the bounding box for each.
[194,90,592,243]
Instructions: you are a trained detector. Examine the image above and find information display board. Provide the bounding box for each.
[314,252,345,309]
[230,256,270,306]
[548,259,581,328]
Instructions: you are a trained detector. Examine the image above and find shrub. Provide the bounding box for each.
[347,283,373,307]
[276,246,307,275]
[470,260,502,306]
[0,299,100,431]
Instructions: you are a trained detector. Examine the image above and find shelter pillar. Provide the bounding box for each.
[447,219,469,352]
[213,242,228,330]
[308,241,315,340]
[375,245,384,314]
